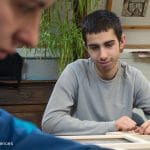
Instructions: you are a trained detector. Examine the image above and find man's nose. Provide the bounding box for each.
[99,48,108,61]
[14,15,40,48]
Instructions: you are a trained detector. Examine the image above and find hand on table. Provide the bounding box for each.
[135,120,150,135]
[115,116,137,131]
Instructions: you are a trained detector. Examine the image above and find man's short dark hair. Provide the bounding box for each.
[81,10,122,45]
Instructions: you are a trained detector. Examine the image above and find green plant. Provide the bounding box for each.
[38,0,100,72]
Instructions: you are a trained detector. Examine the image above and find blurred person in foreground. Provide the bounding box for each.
[0,1,109,150]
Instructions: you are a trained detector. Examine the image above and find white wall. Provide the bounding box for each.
[124,29,150,45]
[120,51,150,81]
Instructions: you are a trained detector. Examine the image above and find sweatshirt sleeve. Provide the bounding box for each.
[42,64,117,135]
[133,70,150,119]
[0,109,109,150]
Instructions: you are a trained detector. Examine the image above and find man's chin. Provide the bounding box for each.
[0,52,7,60]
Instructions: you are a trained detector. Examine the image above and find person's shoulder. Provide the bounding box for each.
[68,58,91,71]
[63,58,92,80]
[70,58,90,66]
[120,61,144,79]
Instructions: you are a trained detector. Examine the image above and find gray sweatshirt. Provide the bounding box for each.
[42,58,150,135]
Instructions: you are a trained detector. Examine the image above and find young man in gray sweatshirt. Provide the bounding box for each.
[42,10,150,135]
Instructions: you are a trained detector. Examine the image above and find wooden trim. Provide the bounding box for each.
[123,25,150,30]
[106,0,112,11]
[0,80,57,84]
[1,105,46,113]
[125,45,150,49]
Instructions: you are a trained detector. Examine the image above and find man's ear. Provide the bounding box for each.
[120,34,126,53]
[85,45,90,58]
[84,42,88,53]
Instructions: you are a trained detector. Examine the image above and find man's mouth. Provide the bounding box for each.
[0,48,16,59]
[0,50,8,59]
[97,61,112,67]
[0,48,9,53]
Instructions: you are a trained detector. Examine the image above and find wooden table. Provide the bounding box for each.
[0,80,56,128]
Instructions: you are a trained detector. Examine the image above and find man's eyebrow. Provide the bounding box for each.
[104,40,115,44]
[87,44,100,47]
[87,40,115,47]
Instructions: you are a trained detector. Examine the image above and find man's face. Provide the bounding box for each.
[0,0,54,59]
[86,29,125,78]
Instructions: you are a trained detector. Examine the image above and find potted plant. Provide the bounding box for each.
[38,0,100,72]
[18,0,101,80]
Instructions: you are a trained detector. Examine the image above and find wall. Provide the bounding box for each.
[120,51,150,81]
[124,29,150,45]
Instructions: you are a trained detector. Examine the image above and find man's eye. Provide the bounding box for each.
[105,43,113,48]
[90,46,99,51]
[18,3,36,13]
[21,6,35,13]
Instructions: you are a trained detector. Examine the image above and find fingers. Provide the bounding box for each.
[115,116,137,131]
[125,117,137,130]
[134,126,140,133]
[137,120,150,135]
